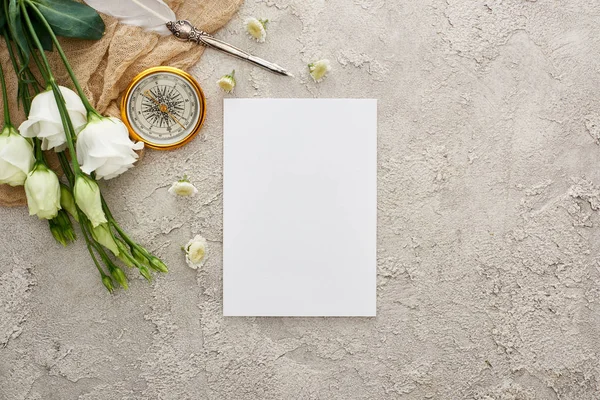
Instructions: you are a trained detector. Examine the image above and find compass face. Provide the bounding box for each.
[122,67,206,149]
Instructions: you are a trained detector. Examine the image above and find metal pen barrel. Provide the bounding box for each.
[167,20,292,77]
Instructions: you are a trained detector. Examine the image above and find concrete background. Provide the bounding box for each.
[2,0,600,398]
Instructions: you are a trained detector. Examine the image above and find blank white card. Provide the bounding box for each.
[223,99,377,316]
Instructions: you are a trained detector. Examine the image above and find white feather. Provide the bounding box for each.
[83,0,177,36]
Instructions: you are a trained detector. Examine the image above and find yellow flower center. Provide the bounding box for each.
[188,242,206,263]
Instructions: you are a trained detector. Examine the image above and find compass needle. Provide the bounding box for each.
[142,90,186,130]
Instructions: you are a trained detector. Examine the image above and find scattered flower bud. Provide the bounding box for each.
[74,174,107,227]
[244,17,268,42]
[59,184,79,222]
[102,275,114,293]
[0,125,35,186]
[217,70,236,93]
[184,235,207,269]
[77,114,144,180]
[24,162,61,220]
[168,175,198,197]
[308,59,332,82]
[18,86,87,151]
[92,223,120,256]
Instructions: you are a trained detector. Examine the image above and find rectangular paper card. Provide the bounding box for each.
[223,99,377,317]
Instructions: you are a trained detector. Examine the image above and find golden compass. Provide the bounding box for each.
[121,66,206,150]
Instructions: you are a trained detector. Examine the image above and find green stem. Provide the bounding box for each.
[57,152,75,186]
[20,1,82,174]
[5,26,44,91]
[90,238,112,268]
[4,0,23,67]
[0,50,11,125]
[3,28,35,115]
[108,215,137,250]
[24,0,97,115]
[101,199,132,245]
[78,212,109,277]
[103,203,151,259]
[22,28,50,84]
[33,138,44,162]
[117,243,143,268]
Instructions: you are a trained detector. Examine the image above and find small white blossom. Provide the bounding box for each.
[308,59,332,82]
[184,235,207,269]
[168,175,198,197]
[217,70,236,93]
[244,17,268,42]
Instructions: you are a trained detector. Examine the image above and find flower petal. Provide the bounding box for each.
[76,116,143,180]
[60,86,86,117]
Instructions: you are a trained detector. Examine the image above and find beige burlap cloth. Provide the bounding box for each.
[0,0,243,207]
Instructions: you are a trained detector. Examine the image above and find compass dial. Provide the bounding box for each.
[121,67,206,150]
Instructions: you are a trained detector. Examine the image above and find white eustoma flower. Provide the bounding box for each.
[184,235,207,269]
[0,125,35,186]
[168,175,198,197]
[217,70,236,93]
[244,17,268,42]
[74,174,107,227]
[18,86,87,151]
[77,115,144,180]
[308,59,332,82]
[24,163,61,219]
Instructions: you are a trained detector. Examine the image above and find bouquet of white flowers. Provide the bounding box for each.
[0,0,168,292]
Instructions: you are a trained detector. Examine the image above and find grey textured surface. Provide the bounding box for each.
[2,0,600,398]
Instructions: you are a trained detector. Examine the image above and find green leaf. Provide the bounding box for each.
[30,0,104,40]
[31,11,52,51]
[0,7,6,31]
[8,0,29,57]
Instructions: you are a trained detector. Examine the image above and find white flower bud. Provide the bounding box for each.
[24,163,61,220]
[74,174,107,227]
[0,125,35,186]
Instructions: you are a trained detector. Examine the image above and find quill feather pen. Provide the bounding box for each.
[83,0,293,75]
[83,0,176,36]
